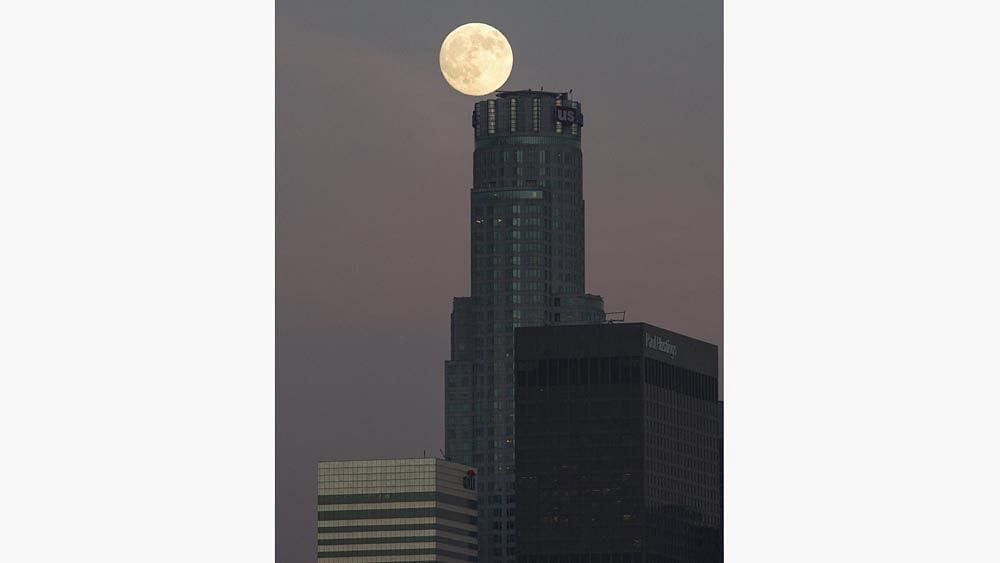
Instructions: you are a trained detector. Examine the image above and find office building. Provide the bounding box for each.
[718,400,723,549]
[445,90,605,562]
[317,458,479,562]
[514,323,721,563]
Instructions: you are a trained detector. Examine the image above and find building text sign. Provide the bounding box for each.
[555,107,584,126]
[645,332,677,359]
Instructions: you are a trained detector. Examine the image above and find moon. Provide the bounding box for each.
[439,23,513,96]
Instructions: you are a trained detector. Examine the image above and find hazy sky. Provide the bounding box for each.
[277,1,721,560]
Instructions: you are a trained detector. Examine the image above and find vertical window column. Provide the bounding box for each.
[554,98,562,134]
[571,101,579,136]
[532,97,540,132]
[509,97,518,132]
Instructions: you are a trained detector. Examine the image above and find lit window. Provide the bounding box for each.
[532,97,540,132]
[509,97,517,131]
[554,98,562,133]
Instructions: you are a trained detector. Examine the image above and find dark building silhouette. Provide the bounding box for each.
[514,323,721,563]
[718,400,723,551]
[445,90,605,563]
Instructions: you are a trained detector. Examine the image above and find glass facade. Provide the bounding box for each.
[317,458,479,562]
[514,323,722,563]
[445,91,604,563]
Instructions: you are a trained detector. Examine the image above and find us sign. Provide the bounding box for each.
[555,107,584,126]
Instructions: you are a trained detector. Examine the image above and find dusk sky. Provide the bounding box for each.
[277,1,721,560]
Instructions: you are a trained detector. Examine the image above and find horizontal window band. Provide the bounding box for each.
[317,491,476,510]
[317,547,476,560]
[317,535,476,550]
[318,523,476,537]
[475,135,580,148]
[318,507,477,525]
[471,190,547,201]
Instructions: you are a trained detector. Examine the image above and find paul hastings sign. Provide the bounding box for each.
[645,332,678,359]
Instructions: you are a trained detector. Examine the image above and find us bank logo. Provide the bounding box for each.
[645,332,678,359]
[555,107,584,126]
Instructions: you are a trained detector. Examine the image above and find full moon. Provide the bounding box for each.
[439,23,513,96]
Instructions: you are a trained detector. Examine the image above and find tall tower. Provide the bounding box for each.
[445,90,605,563]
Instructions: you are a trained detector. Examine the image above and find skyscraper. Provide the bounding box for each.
[317,458,479,562]
[513,323,722,562]
[445,90,605,563]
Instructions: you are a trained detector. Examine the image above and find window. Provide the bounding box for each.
[509,97,517,131]
[554,98,562,133]
[532,97,540,131]
[488,99,496,134]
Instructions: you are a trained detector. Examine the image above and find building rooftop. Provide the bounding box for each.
[495,88,569,99]
[317,457,472,470]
